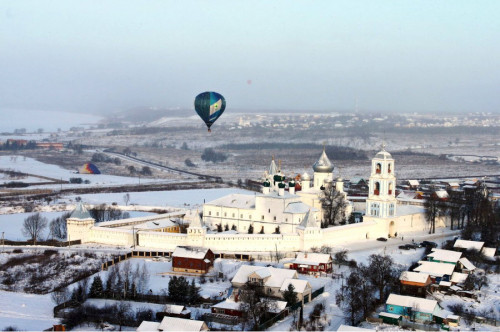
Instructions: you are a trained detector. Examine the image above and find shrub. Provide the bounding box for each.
[13,249,23,253]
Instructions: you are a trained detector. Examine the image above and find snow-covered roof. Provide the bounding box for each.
[337,324,374,331]
[255,268,272,279]
[395,204,425,217]
[400,271,430,284]
[408,180,419,186]
[135,219,177,230]
[454,239,484,251]
[189,210,204,228]
[414,261,455,277]
[164,304,185,314]
[481,247,496,258]
[428,249,462,263]
[293,252,332,266]
[458,257,476,271]
[158,317,208,331]
[439,281,452,287]
[172,246,210,259]
[284,202,316,214]
[269,300,287,313]
[280,278,310,293]
[206,193,256,209]
[137,321,161,331]
[451,272,468,284]
[296,209,319,229]
[212,298,241,311]
[69,202,92,219]
[232,265,297,288]
[256,191,299,199]
[379,312,402,319]
[386,294,438,314]
[435,190,449,199]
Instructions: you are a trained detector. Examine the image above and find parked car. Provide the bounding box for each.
[420,241,438,248]
[399,244,410,250]
[377,237,388,242]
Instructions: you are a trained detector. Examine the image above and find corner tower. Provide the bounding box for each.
[365,145,397,218]
[66,201,95,243]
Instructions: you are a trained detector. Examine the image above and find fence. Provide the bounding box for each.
[258,309,289,330]
[311,286,325,300]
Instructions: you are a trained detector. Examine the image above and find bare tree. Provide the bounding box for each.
[424,192,445,234]
[336,270,364,326]
[366,254,401,302]
[238,282,277,330]
[51,287,71,306]
[22,212,48,244]
[49,212,70,240]
[320,184,347,227]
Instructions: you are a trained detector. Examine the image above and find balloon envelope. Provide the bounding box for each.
[194,92,226,131]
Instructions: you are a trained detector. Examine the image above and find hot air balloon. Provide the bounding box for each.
[194,91,226,132]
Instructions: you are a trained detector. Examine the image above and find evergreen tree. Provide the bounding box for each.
[104,275,113,298]
[188,278,200,304]
[168,276,189,303]
[259,226,265,234]
[89,276,104,298]
[282,283,298,307]
[231,224,237,231]
[248,224,254,234]
[224,224,229,231]
[217,224,223,232]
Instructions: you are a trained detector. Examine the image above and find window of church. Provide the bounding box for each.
[232,213,235,218]
[261,215,264,220]
[240,214,243,218]
[388,163,392,173]
[268,209,271,213]
[209,211,212,216]
[389,204,394,216]
[274,216,276,221]
[216,212,219,216]
[376,163,381,174]
[224,212,227,217]
[374,182,380,195]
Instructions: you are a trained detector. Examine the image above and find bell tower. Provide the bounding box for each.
[365,144,397,218]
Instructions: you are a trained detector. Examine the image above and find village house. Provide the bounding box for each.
[172,246,214,274]
[399,271,431,297]
[413,261,456,283]
[211,297,287,318]
[285,252,333,274]
[385,294,441,323]
[231,265,312,304]
[156,304,191,320]
[426,249,462,265]
[137,316,209,331]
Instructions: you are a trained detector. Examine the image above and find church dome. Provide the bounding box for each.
[302,172,310,180]
[313,148,334,173]
[374,144,393,159]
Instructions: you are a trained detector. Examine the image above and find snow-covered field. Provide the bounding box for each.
[0,290,60,330]
[64,187,253,208]
[0,211,154,241]
[0,156,163,188]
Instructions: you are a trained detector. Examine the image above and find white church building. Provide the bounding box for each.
[66,146,447,252]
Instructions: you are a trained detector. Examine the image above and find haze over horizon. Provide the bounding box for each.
[1,1,499,115]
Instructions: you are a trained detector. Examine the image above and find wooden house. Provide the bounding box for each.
[172,246,214,274]
[286,252,333,274]
[386,294,441,323]
[399,271,431,297]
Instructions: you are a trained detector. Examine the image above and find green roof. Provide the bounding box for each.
[70,202,92,219]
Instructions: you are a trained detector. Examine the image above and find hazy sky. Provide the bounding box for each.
[1,0,499,114]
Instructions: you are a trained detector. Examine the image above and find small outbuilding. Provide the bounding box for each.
[172,246,214,274]
[379,312,402,325]
[286,252,333,274]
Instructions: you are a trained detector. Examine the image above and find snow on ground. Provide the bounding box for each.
[0,211,154,241]
[63,188,254,208]
[0,155,162,187]
[0,289,60,331]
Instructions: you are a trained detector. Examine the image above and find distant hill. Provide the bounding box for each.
[108,107,192,123]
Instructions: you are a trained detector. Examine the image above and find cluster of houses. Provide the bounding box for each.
[379,239,496,328]
[136,246,333,331]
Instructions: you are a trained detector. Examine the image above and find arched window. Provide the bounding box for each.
[388,163,392,174]
[374,182,380,195]
[376,163,382,174]
[388,182,393,195]
[389,203,395,216]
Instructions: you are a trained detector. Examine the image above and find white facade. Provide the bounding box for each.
[67,147,446,252]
